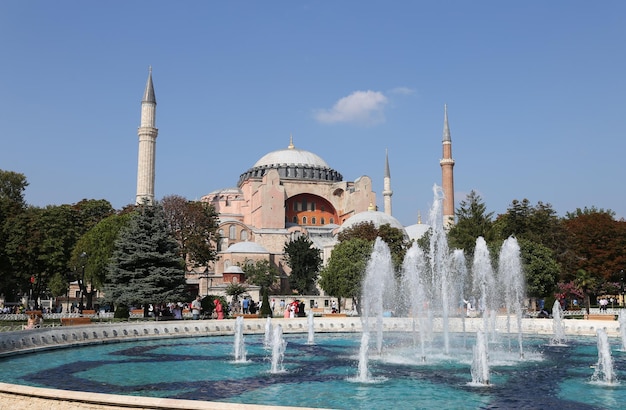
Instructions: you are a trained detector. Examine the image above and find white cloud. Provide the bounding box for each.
[314,90,388,125]
[390,86,415,95]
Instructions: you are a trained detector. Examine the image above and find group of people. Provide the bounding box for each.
[284,300,306,318]
[191,295,224,320]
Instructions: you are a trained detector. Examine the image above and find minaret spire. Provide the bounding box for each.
[136,67,159,205]
[383,149,393,216]
[439,104,455,228]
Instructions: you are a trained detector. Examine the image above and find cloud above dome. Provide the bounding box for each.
[313,90,388,125]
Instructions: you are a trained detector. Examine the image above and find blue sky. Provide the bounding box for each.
[1,1,625,226]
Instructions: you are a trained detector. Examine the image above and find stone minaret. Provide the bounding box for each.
[136,67,158,205]
[440,104,455,228]
[383,149,393,216]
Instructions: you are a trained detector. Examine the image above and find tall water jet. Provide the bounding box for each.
[591,328,616,384]
[233,316,246,362]
[270,324,287,374]
[356,330,371,382]
[264,316,273,349]
[452,249,469,348]
[402,242,429,361]
[361,237,395,355]
[471,330,490,386]
[619,313,626,351]
[499,236,526,358]
[428,184,454,355]
[550,300,566,346]
[307,310,315,345]
[472,237,497,337]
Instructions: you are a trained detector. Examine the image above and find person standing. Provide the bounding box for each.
[191,295,202,320]
[214,299,224,320]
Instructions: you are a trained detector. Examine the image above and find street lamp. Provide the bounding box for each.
[619,269,626,307]
[79,252,87,313]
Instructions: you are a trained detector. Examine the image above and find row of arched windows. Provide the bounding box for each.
[291,216,334,225]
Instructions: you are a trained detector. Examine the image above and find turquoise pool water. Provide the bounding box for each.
[0,332,624,409]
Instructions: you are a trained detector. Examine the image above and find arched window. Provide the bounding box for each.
[311,217,316,225]
[224,259,231,269]
[240,230,248,241]
[330,218,335,224]
[302,216,307,225]
[229,225,236,240]
[321,217,325,225]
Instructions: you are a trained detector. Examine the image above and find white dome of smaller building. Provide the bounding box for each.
[405,223,431,241]
[339,210,406,235]
[224,241,269,254]
[224,265,245,274]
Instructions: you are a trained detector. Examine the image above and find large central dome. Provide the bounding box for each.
[254,147,330,169]
[238,137,343,186]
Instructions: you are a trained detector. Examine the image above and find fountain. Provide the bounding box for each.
[0,184,623,408]
[307,310,315,345]
[618,310,626,352]
[550,300,567,346]
[592,328,617,384]
[263,316,273,348]
[233,315,246,362]
[401,242,429,361]
[472,237,497,339]
[270,324,287,373]
[499,236,525,358]
[471,330,490,385]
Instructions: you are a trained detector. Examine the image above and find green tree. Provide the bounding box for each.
[106,202,187,314]
[494,199,568,261]
[225,282,248,304]
[70,213,133,309]
[338,222,408,270]
[162,195,220,267]
[575,268,598,315]
[319,238,372,314]
[518,238,560,299]
[243,259,279,292]
[0,170,29,299]
[448,190,494,255]
[284,235,322,294]
[4,205,79,304]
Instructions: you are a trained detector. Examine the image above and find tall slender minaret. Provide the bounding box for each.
[440,104,455,227]
[136,67,158,205]
[383,149,393,216]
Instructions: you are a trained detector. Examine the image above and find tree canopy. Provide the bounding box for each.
[242,259,279,292]
[319,238,372,311]
[106,202,187,309]
[447,190,494,255]
[162,195,220,267]
[283,235,322,294]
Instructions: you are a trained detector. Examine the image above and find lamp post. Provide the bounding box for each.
[79,252,87,313]
[619,269,626,307]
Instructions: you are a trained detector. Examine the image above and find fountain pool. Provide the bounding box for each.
[0,329,624,409]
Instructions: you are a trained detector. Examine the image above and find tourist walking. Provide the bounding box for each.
[191,295,202,320]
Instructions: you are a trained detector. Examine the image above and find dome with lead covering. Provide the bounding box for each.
[339,210,406,235]
[238,137,343,186]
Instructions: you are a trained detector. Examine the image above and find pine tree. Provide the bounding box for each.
[106,202,187,311]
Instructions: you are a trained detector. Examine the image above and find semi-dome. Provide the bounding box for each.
[339,209,406,235]
[238,137,343,186]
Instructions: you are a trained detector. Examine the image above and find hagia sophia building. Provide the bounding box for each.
[135,69,456,300]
